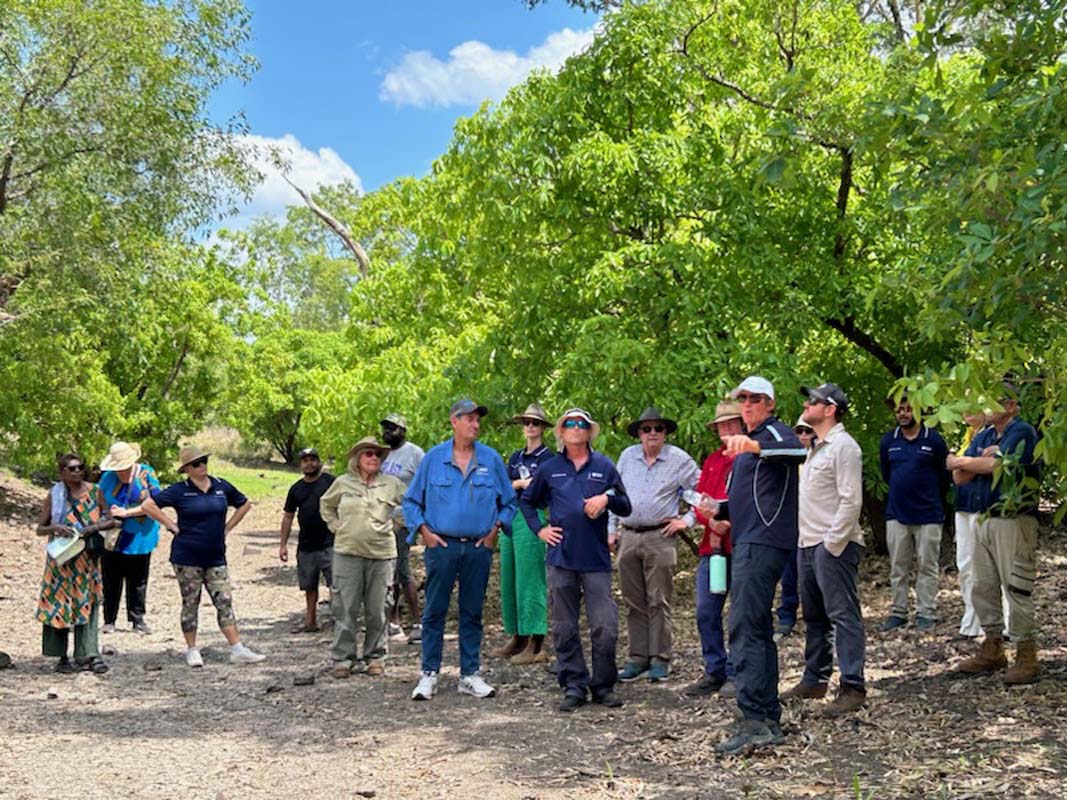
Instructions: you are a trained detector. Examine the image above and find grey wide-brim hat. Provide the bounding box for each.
[511,402,551,426]
[627,406,678,438]
[553,408,600,442]
[706,400,743,430]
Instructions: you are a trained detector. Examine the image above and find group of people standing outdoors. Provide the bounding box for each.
[31,374,1042,756]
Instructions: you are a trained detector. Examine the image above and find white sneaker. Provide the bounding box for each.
[388,623,408,643]
[101,623,116,634]
[458,673,496,698]
[185,648,204,668]
[411,671,438,701]
[229,644,266,664]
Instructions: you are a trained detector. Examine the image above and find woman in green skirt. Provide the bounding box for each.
[490,403,554,664]
[35,453,114,674]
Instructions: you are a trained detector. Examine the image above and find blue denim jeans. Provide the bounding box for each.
[548,566,618,699]
[420,539,493,676]
[695,555,735,681]
[728,542,790,723]
[799,542,866,691]
[776,547,799,626]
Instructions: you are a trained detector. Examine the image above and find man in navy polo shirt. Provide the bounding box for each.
[520,408,632,712]
[403,399,517,702]
[879,397,950,632]
[948,382,1042,684]
[713,376,807,756]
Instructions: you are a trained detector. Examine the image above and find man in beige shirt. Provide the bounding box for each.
[782,383,867,717]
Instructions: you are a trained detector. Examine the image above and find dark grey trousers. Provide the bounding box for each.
[799,541,866,691]
[547,565,618,699]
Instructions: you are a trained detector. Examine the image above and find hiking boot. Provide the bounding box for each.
[593,690,624,708]
[331,660,353,679]
[880,615,908,632]
[715,719,784,756]
[489,635,526,658]
[956,636,1007,675]
[1003,640,1041,685]
[781,681,828,700]
[407,624,423,643]
[647,659,670,683]
[559,693,586,712]
[916,616,937,632]
[684,675,725,697]
[718,679,738,699]
[411,671,438,700]
[365,659,385,677]
[617,661,650,682]
[457,673,496,698]
[822,686,866,718]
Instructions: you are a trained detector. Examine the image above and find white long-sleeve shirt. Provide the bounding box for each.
[798,423,865,556]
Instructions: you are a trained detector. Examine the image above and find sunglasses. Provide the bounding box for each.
[736,394,767,405]
[562,419,591,430]
[187,457,208,468]
[795,426,814,435]
[522,419,544,427]
[640,424,666,434]
[64,463,85,472]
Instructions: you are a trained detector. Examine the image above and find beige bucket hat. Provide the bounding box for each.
[99,441,141,472]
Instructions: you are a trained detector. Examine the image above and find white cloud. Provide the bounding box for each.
[380,26,597,108]
[221,133,362,229]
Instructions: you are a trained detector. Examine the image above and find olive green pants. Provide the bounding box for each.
[42,604,100,660]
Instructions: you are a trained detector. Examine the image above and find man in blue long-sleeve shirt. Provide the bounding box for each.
[403,399,517,702]
[713,376,808,756]
[520,408,631,712]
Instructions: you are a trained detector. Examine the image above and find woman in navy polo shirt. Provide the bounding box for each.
[142,446,265,668]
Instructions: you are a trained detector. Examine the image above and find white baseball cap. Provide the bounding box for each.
[730,376,775,400]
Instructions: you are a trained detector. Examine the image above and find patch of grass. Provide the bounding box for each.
[211,460,298,502]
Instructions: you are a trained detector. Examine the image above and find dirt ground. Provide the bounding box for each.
[1,470,1065,800]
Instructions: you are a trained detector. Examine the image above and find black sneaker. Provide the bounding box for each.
[559,693,587,713]
[55,656,74,674]
[593,690,624,708]
[684,675,725,697]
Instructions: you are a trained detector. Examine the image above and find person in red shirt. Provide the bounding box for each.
[684,401,743,697]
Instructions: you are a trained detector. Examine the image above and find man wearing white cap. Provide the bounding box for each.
[713,377,808,755]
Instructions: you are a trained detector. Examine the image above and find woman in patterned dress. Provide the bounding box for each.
[35,453,115,674]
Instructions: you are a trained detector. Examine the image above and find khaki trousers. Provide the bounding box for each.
[885,520,942,619]
[972,515,1038,641]
[618,528,677,663]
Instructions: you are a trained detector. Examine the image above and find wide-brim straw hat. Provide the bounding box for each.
[627,406,678,438]
[511,402,551,426]
[177,445,211,472]
[553,408,600,442]
[347,436,391,460]
[99,441,141,472]
[707,401,743,430]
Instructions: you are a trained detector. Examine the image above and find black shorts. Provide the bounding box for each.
[297,547,333,592]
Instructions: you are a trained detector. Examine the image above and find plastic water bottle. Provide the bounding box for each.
[518,465,531,480]
[709,551,728,595]
[682,489,718,516]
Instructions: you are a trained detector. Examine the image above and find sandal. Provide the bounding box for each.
[55,657,74,674]
[76,657,109,674]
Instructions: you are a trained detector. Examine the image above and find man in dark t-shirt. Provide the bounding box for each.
[280,448,336,632]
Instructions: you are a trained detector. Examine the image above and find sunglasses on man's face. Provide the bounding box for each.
[64,463,85,472]
[187,457,208,469]
[795,427,814,435]
[562,419,591,430]
[640,424,666,434]
[736,394,767,405]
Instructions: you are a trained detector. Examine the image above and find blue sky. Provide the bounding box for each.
[211,1,597,227]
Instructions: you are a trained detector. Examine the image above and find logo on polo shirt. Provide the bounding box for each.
[591,472,604,479]
[551,473,567,478]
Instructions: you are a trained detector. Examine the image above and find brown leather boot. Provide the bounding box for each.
[822,686,866,718]
[489,635,526,659]
[780,681,828,700]
[510,636,547,665]
[956,636,1007,675]
[1003,640,1041,685]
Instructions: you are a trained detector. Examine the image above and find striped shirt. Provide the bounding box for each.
[609,443,699,532]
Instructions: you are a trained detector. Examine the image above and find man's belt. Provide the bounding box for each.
[622,523,665,533]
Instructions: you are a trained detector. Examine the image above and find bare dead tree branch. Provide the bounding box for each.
[283,175,370,277]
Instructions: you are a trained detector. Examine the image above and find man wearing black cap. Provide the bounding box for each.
[782,383,867,717]
[279,448,336,633]
[611,407,699,684]
[403,399,517,701]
